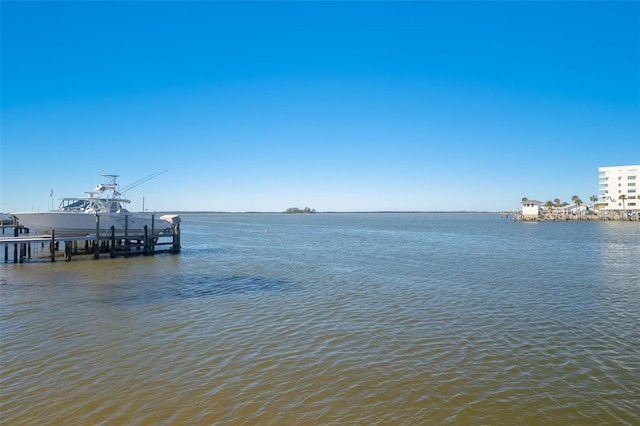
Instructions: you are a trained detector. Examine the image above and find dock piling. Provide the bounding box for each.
[94,215,100,259]
[110,226,116,258]
[50,230,56,262]
[65,241,72,261]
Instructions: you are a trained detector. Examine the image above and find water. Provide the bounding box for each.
[1,213,639,424]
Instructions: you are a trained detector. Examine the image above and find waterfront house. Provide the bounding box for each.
[566,203,591,218]
[522,200,542,220]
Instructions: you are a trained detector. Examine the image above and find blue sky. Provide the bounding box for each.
[2,1,638,212]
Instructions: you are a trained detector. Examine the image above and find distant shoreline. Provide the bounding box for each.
[153,211,498,215]
[1,210,498,217]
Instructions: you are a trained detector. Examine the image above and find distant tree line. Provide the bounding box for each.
[524,195,607,219]
[522,196,602,209]
[284,207,316,214]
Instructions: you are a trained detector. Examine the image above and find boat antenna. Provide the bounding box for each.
[119,170,168,194]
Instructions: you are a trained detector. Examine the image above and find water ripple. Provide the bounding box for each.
[1,214,639,424]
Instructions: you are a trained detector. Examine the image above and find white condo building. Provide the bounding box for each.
[598,165,640,211]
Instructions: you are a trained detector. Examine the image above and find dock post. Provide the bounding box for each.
[143,225,149,255]
[65,241,72,261]
[124,215,129,256]
[151,215,155,254]
[94,215,100,259]
[152,215,156,254]
[50,230,56,262]
[13,223,18,263]
[110,226,116,258]
[172,224,181,253]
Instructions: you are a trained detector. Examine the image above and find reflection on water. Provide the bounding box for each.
[1,214,639,424]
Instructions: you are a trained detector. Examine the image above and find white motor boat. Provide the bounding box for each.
[13,174,180,237]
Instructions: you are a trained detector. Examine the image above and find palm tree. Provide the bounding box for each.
[553,198,561,207]
[544,200,554,219]
[619,194,627,208]
[589,195,599,219]
[619,194,627,219]
[571,195,583,220]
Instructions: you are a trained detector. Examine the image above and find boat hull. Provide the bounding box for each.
[13,211,173,237]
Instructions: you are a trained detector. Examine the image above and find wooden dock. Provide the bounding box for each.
[1,222,180,263]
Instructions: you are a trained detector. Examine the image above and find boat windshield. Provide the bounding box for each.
[59,198,129,213]
[59,199,89,211]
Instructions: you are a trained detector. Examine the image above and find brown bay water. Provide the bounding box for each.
[1,213,639,424]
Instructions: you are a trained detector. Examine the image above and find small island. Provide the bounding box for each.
[284,207,316,214]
